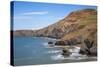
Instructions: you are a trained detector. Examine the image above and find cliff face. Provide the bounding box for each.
[61,9,97,40]
[13,9,97,41]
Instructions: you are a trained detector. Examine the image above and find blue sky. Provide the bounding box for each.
[12,1,97,30]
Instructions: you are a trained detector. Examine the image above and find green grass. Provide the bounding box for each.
[73,9,96,14]
[79,14,97,26]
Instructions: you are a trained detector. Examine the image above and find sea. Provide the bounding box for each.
[13,37,97,66]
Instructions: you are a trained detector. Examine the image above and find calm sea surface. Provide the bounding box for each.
[14,37,97,66]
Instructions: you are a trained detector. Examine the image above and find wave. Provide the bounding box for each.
[43,43,49,47]
[69,46,80,53]
[42,42,55,48]
[43,37,59,41]
[51,54,65,60]
[46,50,62,54]
[51,54,89,61]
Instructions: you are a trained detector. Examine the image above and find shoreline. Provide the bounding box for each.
[14,36,61,41]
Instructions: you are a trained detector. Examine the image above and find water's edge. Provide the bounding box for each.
[14,37,97,66]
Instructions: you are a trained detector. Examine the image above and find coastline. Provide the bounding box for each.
[13,36,97,66]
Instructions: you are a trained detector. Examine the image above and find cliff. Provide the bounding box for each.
[13,9,97,41]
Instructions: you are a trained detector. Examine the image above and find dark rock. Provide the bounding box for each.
[64,40,71,45]
[90,45,97,56]
[55,41,66,46]
[79,49,86,55]
[61,49,70,57]
[64,38,81,46]
[79,39,97,56]
[48,42,53,44]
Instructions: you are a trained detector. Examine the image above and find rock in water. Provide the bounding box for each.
[55,41,66,46]
[48,42,53,44]
[61,49,70,57]
[79,39,97,56]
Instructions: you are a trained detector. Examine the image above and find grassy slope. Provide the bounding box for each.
[61,11,97,44]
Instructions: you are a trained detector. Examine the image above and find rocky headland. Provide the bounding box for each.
[13,9,97,56]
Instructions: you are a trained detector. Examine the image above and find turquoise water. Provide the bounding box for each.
[14,37,61,66]
[14,37,97,66]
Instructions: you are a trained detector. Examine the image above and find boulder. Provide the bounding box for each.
[61,49,70,57]
[79,39,97,56]
[90,46,97,56]
[55,41,66,46]
[48,42,53,44]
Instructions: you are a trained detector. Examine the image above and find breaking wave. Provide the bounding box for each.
[51,54,65,60]
[51,54,88,61]
[43,43,49,47]
[42,42,54,48]
[46,50,62,54]
[43,43,97,61]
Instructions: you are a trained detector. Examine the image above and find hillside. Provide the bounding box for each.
[13,9,97,41]
[61,9,97,41]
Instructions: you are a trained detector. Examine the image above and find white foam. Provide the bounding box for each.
[47,50,61,54]
[43,43,49,47]
[51,54,88,61]
[69,46,80,53]
[70,53,84,57]
[51,54,65,60]
[50,46,88,61]
[43,42,48,46]
[68,46,88,60]
[42,42,55,48]
[43,37,58,41]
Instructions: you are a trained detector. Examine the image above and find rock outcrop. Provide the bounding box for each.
[79,39,97,56]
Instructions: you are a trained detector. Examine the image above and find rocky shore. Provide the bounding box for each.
[13,9,97,57]
[48,38,97,57]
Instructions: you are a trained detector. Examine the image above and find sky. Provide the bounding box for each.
[11,1,97,30]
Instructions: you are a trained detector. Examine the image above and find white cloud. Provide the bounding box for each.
[31,27,41,30]
[22,11,48,15]
[14,11,48,20]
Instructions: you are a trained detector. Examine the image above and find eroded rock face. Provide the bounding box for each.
[90,46,97,56]
[79,47,97,56]
[55,38,82,46]
[79,39,97,56]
